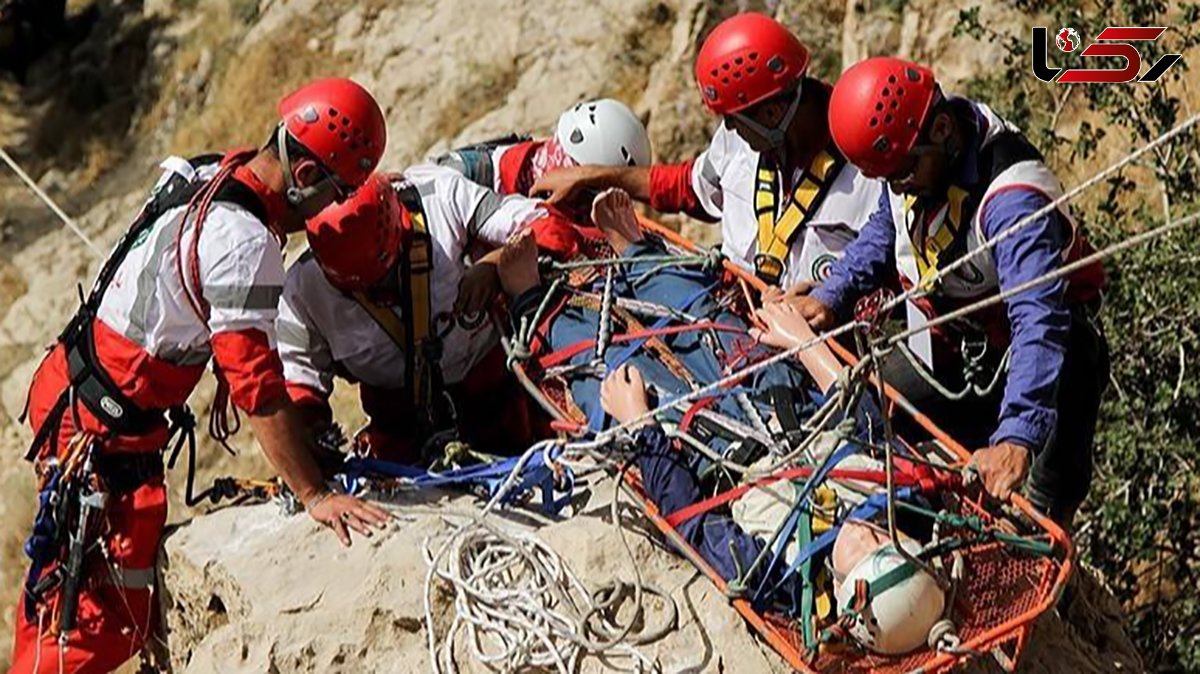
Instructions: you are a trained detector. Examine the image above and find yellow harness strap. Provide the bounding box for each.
[754,148,844,285]
[904,186,970,287]
[350,185,434,407]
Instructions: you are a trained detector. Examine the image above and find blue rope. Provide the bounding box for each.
[339,447,574,515]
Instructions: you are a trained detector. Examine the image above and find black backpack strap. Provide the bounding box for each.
[65,318,164,434]
[28,155,238,459]
[449,132,531,155]
[434,133,532,189]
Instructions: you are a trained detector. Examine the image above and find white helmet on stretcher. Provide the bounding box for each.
[555,99,651,167]
[834,537,945,655]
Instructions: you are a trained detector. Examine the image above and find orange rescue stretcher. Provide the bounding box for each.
[505,217,1073,674]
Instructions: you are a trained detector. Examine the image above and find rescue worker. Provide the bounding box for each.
[529,13,882,290]
[435,98,651,201]
[278,165,579,464]
[498,188,946,655]
[788,57,1109,525]
[14,78,393,674]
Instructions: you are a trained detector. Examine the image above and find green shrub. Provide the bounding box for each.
[956,2,1200,669]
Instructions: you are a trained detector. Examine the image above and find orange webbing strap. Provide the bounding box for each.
[353,291,409,350]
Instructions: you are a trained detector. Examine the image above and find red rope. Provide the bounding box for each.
[663,465,960,528]
[678,396,719,435]
[171,151,257,445]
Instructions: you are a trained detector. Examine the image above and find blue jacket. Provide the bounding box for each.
[811,100,1074,453]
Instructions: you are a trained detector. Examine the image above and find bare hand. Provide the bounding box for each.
[761,280,816,305]
[529,166,596,205]
[764,294,836,331]
[601,363,651,428]
[750,301,818,350]
[455,261,500,317]
[968,442,1032,501]
[307,492,393,547]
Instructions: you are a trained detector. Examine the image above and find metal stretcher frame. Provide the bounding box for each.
[512,216,1074,673]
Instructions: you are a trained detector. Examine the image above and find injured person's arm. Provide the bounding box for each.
[600,364,799,591]
[751,300,843,394]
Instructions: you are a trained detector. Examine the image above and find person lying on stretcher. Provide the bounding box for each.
[496,189,949,656]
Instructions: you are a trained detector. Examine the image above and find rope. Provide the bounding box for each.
[876,112,1199,326]
[0,146,104,257]
[887,209,1200,347]
[423,521,665,673]
[591,115,1200,451]
[422,441,675,673]
[894,340,1011,401]
[596,265,617,365]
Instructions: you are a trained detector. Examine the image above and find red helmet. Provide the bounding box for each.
[306,174,402,292]
[694,13,810,115]
[278,78,388,188]
[829,57,939,178]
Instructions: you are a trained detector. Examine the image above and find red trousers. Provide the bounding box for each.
[10,351,167,674]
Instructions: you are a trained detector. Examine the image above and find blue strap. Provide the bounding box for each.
[23,468,62,620]
[339,450,574,515]
[749,441,859,603]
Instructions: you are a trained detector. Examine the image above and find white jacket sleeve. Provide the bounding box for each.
[275,263,336,400]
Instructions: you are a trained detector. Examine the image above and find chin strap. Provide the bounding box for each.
[276,124,325,207]
[733,83,805,155]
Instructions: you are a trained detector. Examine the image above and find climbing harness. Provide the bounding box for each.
[752,147,845,284]
[349,181,453,437]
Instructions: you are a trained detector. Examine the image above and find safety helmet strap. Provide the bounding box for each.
[731,82,804,153]
[277,124,340,207]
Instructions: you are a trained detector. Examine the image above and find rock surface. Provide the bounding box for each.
[160,487,793,674]
[159,479,1143,674]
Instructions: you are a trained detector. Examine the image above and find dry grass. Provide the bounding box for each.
[139,2,356,157]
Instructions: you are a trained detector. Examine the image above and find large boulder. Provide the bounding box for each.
[160,482,1142,673]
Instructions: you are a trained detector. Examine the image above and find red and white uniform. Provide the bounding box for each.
[15,156,288,674]
[649,123,882,288]
[279,163,547,393]
[489,139,571,197]
[278,164,554,457]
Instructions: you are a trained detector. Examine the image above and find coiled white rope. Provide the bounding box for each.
[422,441,674,674]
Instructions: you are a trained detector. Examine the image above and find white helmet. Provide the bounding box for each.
[555,99,651,167]
[834,538,945,655]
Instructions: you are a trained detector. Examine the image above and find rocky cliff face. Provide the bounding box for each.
[158,483,1143,673]
[0,0,1146,671]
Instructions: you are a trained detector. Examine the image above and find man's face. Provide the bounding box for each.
[723,93,793,154]
[884,149,945,199]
